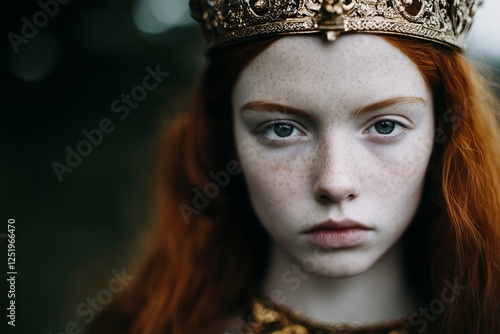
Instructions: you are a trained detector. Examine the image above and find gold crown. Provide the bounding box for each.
[189,0,483,51]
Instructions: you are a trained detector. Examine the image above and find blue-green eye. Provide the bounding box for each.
[257,120,305,145]
[273,123,294,137]
[374,120,396,134]
[364,118,408,143]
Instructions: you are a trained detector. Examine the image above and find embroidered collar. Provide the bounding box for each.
[247,298,412,334]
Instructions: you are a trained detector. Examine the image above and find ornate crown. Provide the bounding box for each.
[189,0,483,51]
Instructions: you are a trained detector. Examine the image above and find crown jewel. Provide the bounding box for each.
[189,0,483,51]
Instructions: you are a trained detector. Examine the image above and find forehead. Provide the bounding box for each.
[232,34,429,113]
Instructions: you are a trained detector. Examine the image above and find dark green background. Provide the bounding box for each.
[2,1,204,333]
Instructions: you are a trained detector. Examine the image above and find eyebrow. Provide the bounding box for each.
[350,96,426,120]
[240,96,426,118]
[240,101,311,117]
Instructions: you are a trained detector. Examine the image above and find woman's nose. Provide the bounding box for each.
[312,137,361,203]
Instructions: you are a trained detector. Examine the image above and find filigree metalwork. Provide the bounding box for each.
[189,0,483,50]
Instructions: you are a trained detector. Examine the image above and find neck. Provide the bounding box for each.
[261,241,418,323]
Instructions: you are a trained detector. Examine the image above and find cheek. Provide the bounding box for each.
[364,134,433,218]
[238,146,313,220]
[395,131,434,189]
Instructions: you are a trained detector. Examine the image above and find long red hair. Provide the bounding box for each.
[91,35,500,334]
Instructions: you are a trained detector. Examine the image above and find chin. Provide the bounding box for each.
[314,263,373,278]
[296,251,377,278]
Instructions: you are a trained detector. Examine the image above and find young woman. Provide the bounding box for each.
[91,0,500,333]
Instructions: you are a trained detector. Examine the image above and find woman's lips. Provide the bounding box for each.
[307,228,370,248]
[304,219,372,249]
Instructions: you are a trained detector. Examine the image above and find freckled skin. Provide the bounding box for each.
[232,35,434,277]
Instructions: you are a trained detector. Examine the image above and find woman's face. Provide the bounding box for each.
[232,35,434,277]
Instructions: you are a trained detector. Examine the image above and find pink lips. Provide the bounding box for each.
[304,219,372,249]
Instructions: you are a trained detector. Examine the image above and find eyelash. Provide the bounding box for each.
[255,120,306,146]
[255,117,409,145]
[363,117,409,143]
